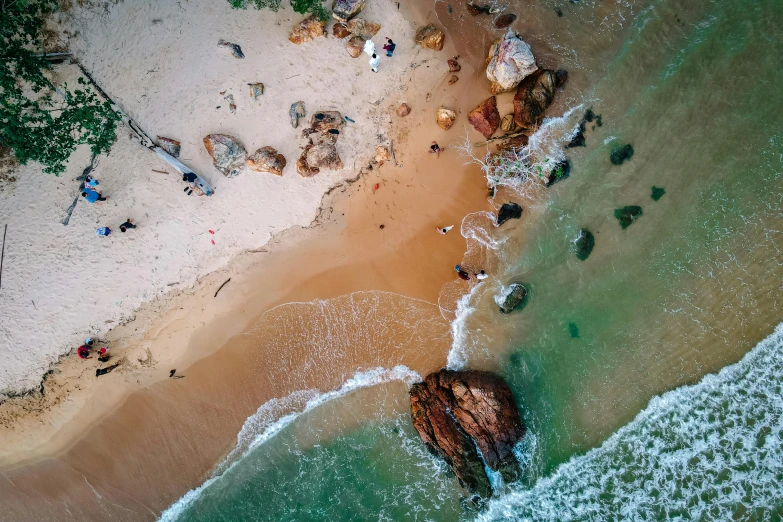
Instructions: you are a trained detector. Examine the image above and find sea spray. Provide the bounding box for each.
[446,283,482,370]
[477,322,783,521]
[158,365,421,522]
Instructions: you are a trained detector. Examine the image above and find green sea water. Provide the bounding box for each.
[163,0,783,520]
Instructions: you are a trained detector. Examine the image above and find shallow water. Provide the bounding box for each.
[163,0,783,519]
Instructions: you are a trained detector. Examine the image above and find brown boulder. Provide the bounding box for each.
[346,35,364,58]
[203,134,247,177]
[415,24,445,51]
[333,22,351,39]
[346,18,381,39]
[513,68,557,130]
[289,15,326,45]
[436,107,457,131]
[332,0,365,22]
[410,370,525,497]
[296,143,343,177]
[396,103,411,117]
[500,113,516,132]
[246,146,286,176]
[448,75,459,85]
[448,59,461,72]
[307,111,345,133]
[494,13,517,29]
[468,96,501,139]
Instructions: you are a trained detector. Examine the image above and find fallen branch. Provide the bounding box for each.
[390,140,398,166]
[0,224,7,291]
[474,130,530,147]
[214,278,231,297]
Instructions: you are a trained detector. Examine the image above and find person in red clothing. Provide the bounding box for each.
[77,345,91,359]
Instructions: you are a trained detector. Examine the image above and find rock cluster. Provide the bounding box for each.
[486,31,537,94]
[288,15,326,45]
[468,96,501,139]
[296,111,345,177]
[410,370,526,497]
[496,202,522,225]
[415,24,445,51]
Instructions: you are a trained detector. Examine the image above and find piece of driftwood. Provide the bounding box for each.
[0,224,7,291]
[474,130,531,147]
[214,278,231,297]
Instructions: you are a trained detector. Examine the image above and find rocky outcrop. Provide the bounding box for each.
[486,31,537,94]
[203,134,247,177]
[346,18,380,39]
[494,13,517,29]
[396,103,411,117]
[246,146,286,176]
[468,96,501,139]
[513,69,557,130]
[436,107,457,131]
[498,283,528,313]
[415,24,445,51]
[496,202,522,225]
[289,101,306,128]
[572,229,595,261]
[296,143,343,177]
[332,0,365,22]
[289,15,326,45]
[346,35,365,58]
[410,370,525,497]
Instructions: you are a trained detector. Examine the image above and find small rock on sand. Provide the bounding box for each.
[436,107,457,131]
[448,75,459,85]
[396,103,411,117]
[296,143,343,177]
[415,24,445,51]
[203,134,247,177]
[248,83,264,101]
[246,146,286,176]
[375,146,391,164]
[217,39,244,58]
[448,59,461,72]
[290,101,306,128]
[494,13,517,29]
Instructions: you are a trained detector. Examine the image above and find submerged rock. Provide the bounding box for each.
[494,13,517,28]
[468,96,501,139]
[332,0,366,22]
[651,186,666,201]
[513,69,558,130]
[614,205,643,229]
[566,121,586,148]
[415,24,445,51]
[498,283,528,314]
[546,158,571,186]
[496,202,523,225]
[289,101,306,128]
[610,144,634,165]
[288,15,326,45]
[203,134,246,177]
[409,370,526,497]
[246,146,286,176]
[436,106,457,130]
[486,31,537,94]
[572,229,595,261]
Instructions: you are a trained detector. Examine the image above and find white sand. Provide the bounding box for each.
[0,0,423,396]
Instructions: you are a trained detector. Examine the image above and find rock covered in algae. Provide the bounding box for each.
[651,186,666,201]
[610,143,634,165]
[496,202,522,225]
[614,206,643,229]
[409,370,526,497]
[572,228,595,260]
[498,283,528,314]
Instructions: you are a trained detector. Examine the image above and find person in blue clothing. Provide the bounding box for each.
[82,188,107,203]
[96,226,112,236]
[383,38,396,57]
[84,175,99,190]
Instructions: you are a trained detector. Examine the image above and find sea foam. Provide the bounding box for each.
[477,321,783,521]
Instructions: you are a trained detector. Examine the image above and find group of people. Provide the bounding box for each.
[367,37,396,73]
[81,174,139,237]
[77,338,110,362]
[454,265,488,282]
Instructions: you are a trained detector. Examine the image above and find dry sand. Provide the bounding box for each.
[0,1,513,519]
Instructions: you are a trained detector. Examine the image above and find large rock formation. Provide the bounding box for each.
[513,69,557,130]
[332,0,365,22]
[468,96,501,139]
[203,134,247,177]
[288,15,326,45]
[572,228,595,261]
[246,146,286,176]
[415,24,445,51]
[496,202,522,225]
[486,31,537,94]
[436,107,457,130]
[410,370,526,497]
[498,283,528,313]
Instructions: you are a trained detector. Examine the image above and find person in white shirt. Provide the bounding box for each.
[475,270,489,281]
[369,53,380,72]
[437,225,454,235]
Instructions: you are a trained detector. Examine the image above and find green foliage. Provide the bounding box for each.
[651,186,666,201]
[0,0,121,175]
[229,0,328,20]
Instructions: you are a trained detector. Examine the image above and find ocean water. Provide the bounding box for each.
[162,0,783,520]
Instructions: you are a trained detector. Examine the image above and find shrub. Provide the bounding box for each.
[229,0,328,21]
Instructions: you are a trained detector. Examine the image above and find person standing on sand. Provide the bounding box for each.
[119,219,136,232]
[77,345,91,359]
[363,39,376,57]
[383,38,396,57]
[454,264,471,281]
[369,53,380,73]
[437,225,454,235]
[82,188,107,203]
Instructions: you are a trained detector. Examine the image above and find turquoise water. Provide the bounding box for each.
[163,0,783,520]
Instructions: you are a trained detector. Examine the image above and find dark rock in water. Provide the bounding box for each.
[568,322,580,338]
[567,122,586,148]
[496,202,523,226]
[546,158,571,186]
[555,7,563,17]
[651,186,666,201]
[572,228,595,260]
[513,69,557,130]
[468,96,501,139]
[410,369,526,497]
[596,114,603,127]
[499,283,528,313]
[614,206,643,229]
[610,144,634,165]
[555,69,568,88]
[494,13,517,28]
[584,108,595,123]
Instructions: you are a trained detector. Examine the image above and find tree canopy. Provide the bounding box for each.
[228,0,329,21]
[0,0,121,175]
